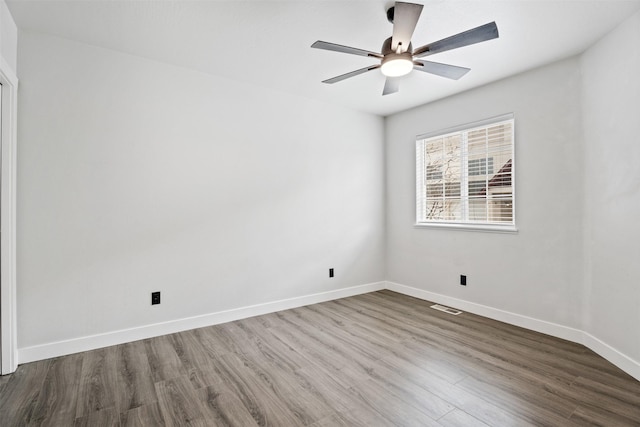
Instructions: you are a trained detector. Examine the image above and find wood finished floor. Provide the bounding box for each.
[1,290,639,426]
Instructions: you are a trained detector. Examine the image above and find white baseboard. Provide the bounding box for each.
[18,281,386,364]
[17,279,640,383]
[385,281,585,343]
[385,281,640,382]
[582,332,640,382]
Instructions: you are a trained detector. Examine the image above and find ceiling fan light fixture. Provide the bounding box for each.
[311,1,499,95]
[381,52,413,77]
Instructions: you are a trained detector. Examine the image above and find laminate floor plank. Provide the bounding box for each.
[185,327,239,388]
[120,402,165,427]
[174,329,222,375]
[329,298,418,341]
[216,317,268,343]
[74,406,120,427]
[330,302,472,381]
[436,408,491,427]
[211,352,302,426]
[0,359,52,425]
[456,372,583,426]
[572,374,640,412]
[266,323,353,373]
[31,353,83,426]
[334,297,477,354]
[234,338,328,408]
[288,306,398,364]
[307,302,406,346]
[0,372,11,396]
[188,365,225,392]
[309,407,398,427]
[166,332,198,373]
[570,366,640,397]
[376,352,534,426]
[280,307,407,372]
[189,326,230,361]
[407,327,579,388]
[293,363,369,414]
[404,335,580,421]
[155,375,209,427]
[115,340,157,413]
[543,375,640,424]
[222,351,334,425]
[304,356,435,426]
[143,335,188,384]
[339,363,455,421]
[244,325,312,373]
[198,384,259,427]
[345,378,442,427]
[75,346,119,418]
[1,290,638,427]
[254,311,292,330]
[569,403,640,427]
[385,337,469,384]
[201,323,253,358]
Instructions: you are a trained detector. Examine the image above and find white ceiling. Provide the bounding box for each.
[7,0,640,116]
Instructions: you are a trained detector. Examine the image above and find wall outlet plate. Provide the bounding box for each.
[151,291,161,305]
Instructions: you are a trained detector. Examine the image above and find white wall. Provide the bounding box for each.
[582,10,640,364]
[385,58,585,329]
[16,31,385,351]
[0,0,16,73]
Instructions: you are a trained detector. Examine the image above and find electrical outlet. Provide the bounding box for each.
[460,275,467,286]
[329,268,334,278]
[151,291,161,305]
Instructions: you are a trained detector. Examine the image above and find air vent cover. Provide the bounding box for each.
[430,304,463,315]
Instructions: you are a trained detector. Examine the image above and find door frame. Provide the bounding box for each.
[0,55,18,375]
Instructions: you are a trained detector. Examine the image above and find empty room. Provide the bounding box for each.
[0,0,639,425]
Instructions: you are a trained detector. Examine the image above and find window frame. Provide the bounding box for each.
[415,114,517,233]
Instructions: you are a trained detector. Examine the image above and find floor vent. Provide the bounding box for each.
[430,304,463,315]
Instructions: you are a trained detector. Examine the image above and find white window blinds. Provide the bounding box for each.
[416,115,515,230]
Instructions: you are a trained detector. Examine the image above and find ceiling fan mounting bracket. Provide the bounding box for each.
[386,6,395,24]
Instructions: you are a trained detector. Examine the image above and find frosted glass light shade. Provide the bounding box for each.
[381,53,413,77]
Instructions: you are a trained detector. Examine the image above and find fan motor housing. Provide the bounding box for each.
[381,36,412,55]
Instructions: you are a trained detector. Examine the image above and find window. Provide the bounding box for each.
[468,157,494,176]
[416,115,515,231]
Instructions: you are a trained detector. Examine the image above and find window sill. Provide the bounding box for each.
[414,222,518,234]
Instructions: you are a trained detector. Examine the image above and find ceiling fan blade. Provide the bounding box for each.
[311,41,383,59]
[413,21,499,58]
[413,60,471,80]
[383,77,401,95]
[322,65,381,84]
[391,2,424,53]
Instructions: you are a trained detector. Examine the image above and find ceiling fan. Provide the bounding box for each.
[311,1,499,95]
